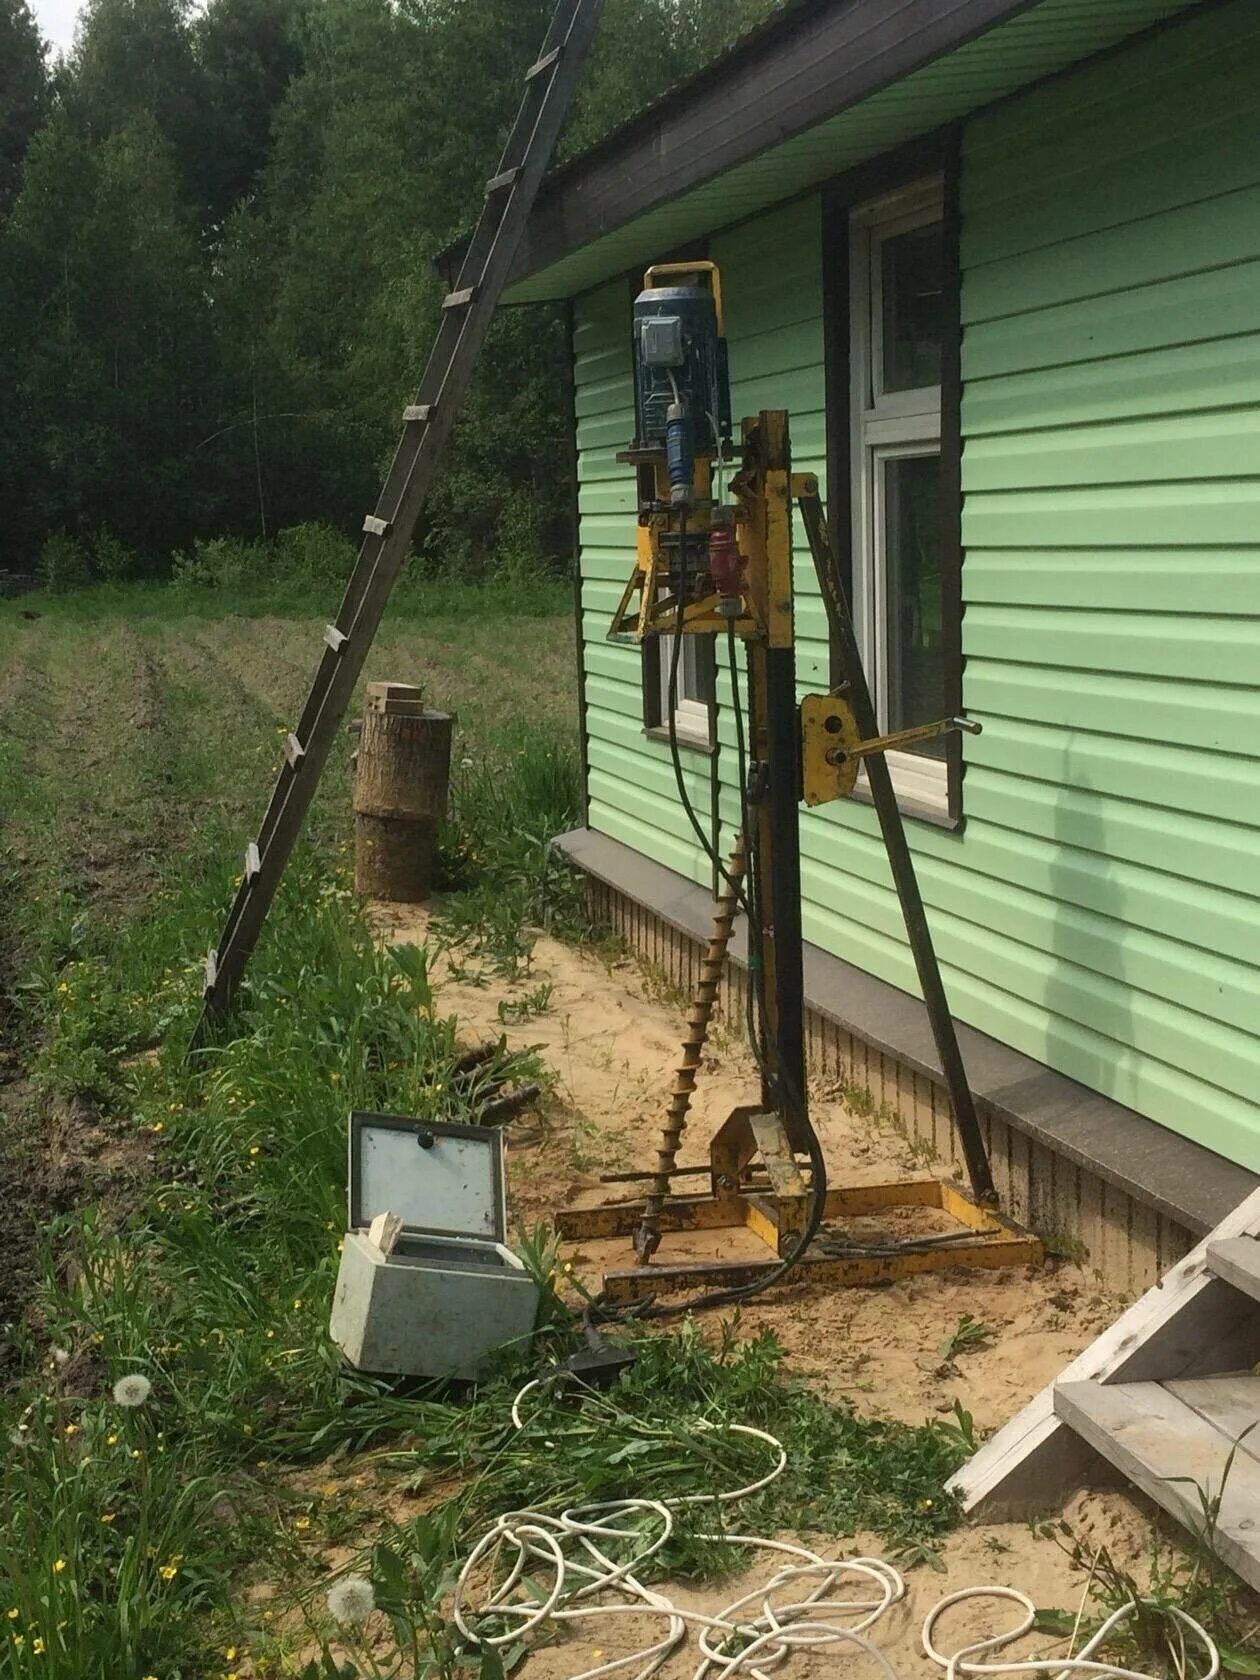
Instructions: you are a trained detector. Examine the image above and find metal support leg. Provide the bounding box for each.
[797,489,997,1206]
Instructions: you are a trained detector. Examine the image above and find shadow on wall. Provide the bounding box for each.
[1044,739,1133,1112]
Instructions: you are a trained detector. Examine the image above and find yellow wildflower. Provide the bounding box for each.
[293,1517,311,1532]
[52,1560,66,1575]
[159,1560,180,1582]
[63,1424,78,1437]
[5,1609,17,1620]
[32,1637,45,1654]
[100,1513,115,1525]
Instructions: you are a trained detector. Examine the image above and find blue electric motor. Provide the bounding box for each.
[632,265,731,503]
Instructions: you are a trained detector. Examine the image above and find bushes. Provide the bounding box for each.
[36,534,94,593]
[167,522,356,597]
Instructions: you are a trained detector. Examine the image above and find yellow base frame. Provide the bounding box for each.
[555,1179,1043,1305]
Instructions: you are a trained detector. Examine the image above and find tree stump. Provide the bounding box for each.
[353,682,453,901]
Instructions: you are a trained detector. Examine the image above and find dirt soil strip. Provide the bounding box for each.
[0,619,159,1365]
[362,907,1172,1678]
[376,905,1121,1435]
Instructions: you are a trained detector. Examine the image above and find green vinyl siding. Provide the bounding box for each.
[572,0,1260,1171]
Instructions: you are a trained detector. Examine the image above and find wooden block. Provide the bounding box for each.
[1056,1379,1260,1593]
[366,680,427,717]
[367,1211,404,1255]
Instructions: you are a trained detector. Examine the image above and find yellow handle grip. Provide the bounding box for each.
[642,260,725,335]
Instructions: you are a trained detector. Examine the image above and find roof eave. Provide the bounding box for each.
[436,0,1041,298]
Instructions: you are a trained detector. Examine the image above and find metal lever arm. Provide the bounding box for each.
[844,714,981,763]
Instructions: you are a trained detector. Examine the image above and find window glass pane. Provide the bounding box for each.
[658,633,711,742]
[884,452,946,758]
[881,221,943,392]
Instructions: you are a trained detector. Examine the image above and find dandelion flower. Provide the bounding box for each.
[293,1517,310,1532]
[52,1561,66,1575]
[63,1424,78,1437]
[113,1373,152,1408]
[159,1561,180,1582]
[327,1575,375,1624]
[32,1637,45,1654]
[6,1609,17,1620]
[100,1513,115,1525]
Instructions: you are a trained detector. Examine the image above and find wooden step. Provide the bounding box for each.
[1166,1376,1260,1464]
[1055,1378,1260,1593]
[1209,1236,1260,1304]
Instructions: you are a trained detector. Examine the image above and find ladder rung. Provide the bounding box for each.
[244,842,261,880]
[526,45,562,80]
[402,404,432,423]
[362,514,391,537]
[284,732,306,767]
[442,287,476,310]
[204,950,218,991]
[324,624,348,652]
[485,167,522,195]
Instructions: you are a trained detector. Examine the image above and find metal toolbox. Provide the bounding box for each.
[329,1111,538,1380]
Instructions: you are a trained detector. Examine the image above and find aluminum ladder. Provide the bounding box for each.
[191,0,605,1047]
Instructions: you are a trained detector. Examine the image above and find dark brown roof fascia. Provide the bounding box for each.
[438,0,1040,292]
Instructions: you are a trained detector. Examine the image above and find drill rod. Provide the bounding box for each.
[635,832,747,1262]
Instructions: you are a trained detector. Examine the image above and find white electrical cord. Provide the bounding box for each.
[452,1376,1221,1680]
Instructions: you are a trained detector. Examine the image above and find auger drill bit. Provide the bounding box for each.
[635,834,747,1264]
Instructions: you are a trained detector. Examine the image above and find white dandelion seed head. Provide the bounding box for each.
[327,1575,375,1624]
[112,1373,153,1408]
[51,1347,70,1369]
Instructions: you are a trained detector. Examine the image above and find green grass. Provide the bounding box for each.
[0,590,973,1678]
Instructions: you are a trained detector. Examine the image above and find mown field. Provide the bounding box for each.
[0,584,989,1680]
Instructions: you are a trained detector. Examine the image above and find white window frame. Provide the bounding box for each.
[657,630,713,747]
[849,176,948,816]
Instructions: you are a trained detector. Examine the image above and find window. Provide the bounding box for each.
[848,177,953,816]
[643,617,715,748]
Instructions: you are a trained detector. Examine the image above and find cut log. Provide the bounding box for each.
[353,686,452,902]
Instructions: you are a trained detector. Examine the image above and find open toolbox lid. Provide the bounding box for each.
[348,1111,507,1243]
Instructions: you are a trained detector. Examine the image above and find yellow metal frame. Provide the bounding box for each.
[556,1178,1042,1304]
[592,406,1044,1304]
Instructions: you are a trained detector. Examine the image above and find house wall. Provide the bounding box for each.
[572,0,1260,1173]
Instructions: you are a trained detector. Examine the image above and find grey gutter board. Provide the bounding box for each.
[555,825,1258,1236]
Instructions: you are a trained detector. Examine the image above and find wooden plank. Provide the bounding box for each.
[1165,1377,1260,1465]
[948,1187,1260,1519]
[1055,1380,1260,1593]
[1208,1237,1260,1306]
